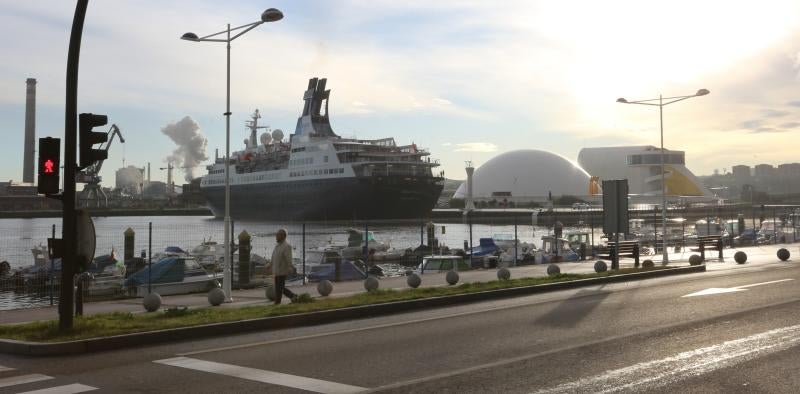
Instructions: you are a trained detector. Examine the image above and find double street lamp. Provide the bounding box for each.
[616,88,710,265]
[182,8,283,301]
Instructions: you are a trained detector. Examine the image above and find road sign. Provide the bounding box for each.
[602,180,629,234]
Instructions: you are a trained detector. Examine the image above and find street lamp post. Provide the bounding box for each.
[617,89,709,265]
[182,8,283,301]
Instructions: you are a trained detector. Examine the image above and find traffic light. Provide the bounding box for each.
[37,137,61,195]
[79,113,108,168]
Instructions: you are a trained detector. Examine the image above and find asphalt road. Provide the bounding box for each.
[2,253,800,393]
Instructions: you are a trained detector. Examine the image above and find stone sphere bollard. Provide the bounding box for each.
[317,280,333,296]
[497,267,511,281]
[734,251,748,264]
[364,276,379,292]
[547,264,560,276]
[689,254,703,266]
[594,260,607,273]
[265,283,276,301]
[446,270,460,285]
[777,248,790,261]
[207,287,225,306]
[407,273,422,288]
[143,292,162,312]
[642,260,655,269]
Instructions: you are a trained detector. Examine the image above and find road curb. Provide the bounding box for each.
[0,264,705,356]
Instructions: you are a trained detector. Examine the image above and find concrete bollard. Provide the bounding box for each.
[689,254,703,266]
[777,248,790,261]
[594,261,607,273]
[446,270,460,285]
[642,260,655,269]
[265,283,276,301]
[547,264,560,276]
[208,287,225,306]
[407,273,422,288]
[364,276,379,292]
[143,292,161,312]
[497,267,511,281]
[734,251,748,264]
[317,280,333,296]
[238,230,251,287]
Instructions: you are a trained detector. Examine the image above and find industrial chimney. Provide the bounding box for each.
[23,78,36,183]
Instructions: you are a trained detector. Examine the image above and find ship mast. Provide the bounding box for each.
[245,109,268,148]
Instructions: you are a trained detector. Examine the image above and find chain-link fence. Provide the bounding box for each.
[2,206,800,311]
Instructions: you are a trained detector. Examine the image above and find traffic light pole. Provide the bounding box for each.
[60,0,89,330]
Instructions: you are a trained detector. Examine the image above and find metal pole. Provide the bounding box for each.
[514,216,518,266]
[468,212,473,268]
[302,222,306,285]
[222,23,233,302]
[50,224,55,305]
[660,95,668,264]
[60,0,88,330]
[364,221,369,278]
[148,222,152,294]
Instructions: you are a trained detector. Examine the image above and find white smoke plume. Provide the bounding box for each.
[161,116,208,182]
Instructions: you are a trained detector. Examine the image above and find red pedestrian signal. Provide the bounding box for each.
[38,137,61,195]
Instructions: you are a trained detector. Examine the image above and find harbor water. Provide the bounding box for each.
[0,215,603,311]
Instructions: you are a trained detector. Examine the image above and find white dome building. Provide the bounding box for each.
[453,149,593,202]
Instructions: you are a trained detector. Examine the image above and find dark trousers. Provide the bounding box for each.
[274,275,296,304]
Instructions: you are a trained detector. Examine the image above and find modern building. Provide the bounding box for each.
[578,146,714,200]
[452,149,594,204]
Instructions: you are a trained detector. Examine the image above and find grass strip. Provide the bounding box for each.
[0,267,671,343]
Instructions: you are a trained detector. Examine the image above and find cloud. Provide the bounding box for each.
[762,109,790,118]
[750,127,789,134]
[454,142,498,152]
[788,101,800,107]
[739,119,763,129]
[780,121,800,128]
[442,142,452,146]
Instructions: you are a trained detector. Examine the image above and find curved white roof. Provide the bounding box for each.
[454,149,591,199]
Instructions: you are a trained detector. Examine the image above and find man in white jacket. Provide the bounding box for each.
[270,229,297,304]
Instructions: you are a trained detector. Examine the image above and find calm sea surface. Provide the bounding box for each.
[0,215,600,310]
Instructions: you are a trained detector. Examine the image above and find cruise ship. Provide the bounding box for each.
[200,78,445,220]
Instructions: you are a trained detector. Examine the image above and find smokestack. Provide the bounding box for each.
[23,78,36,183]
[465,162,475,211]
[147,162,151,188]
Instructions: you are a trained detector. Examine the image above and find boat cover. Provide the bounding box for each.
[124,257,186,287]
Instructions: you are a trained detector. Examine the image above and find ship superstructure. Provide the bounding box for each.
[200,78,444,220]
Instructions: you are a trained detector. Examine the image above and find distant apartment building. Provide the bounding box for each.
[754,164,776,178]
[731,165,751,180]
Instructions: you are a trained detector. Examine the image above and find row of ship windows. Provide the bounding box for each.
[290,167,344,177]
[289,156,329,166]
[203,172,282,185]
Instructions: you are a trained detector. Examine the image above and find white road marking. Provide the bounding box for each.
[16,383,97,394]
[0,373,53,388]
[154,356,366,394]
[683,278,794,297]
[533,322,800,393]
[0,365,14,372]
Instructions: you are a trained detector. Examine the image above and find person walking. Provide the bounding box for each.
[270,228,297,304]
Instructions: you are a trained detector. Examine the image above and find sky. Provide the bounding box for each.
[2,0,800,185]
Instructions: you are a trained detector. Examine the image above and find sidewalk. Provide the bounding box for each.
[1,243,794,325]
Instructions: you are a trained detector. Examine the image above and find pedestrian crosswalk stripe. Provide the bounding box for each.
[0,373,53,388]
[16,383,98,394]
[0,365,14,372]
[154,356,366,394]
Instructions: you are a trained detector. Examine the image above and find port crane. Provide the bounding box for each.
[77,124,125,208]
